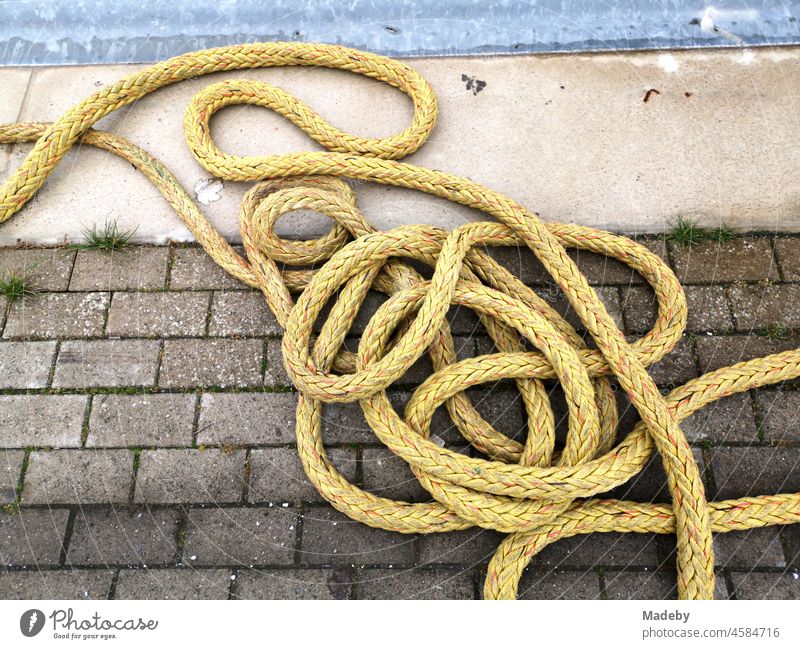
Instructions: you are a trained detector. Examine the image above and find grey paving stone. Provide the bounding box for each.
[487,240,667,287]
[567,246,652,285]
[134,449,246,504]
[621,285,658,333]
[357,567,475,599]
[53,340,160,388]
[264,339,292,387]
[67,507,180,565]
[319,391,465,446]
[0,395,86,447]
[730,570,800,599]
[386,389,477,445]
[685,285,734,333]
[467,387,527,443]
[362,448,430,502]
[0,340,56,388]
[159,339,263,388]
[87,394,196,447]
[197,392,297,446]
[669,238,778,284]
[714,528,786,569]
[446,305,482,336]
[0,508,69,566]
[0,247,76,291]
[613,569,733,599]
[622,286,733,334]
[774,237,800,281]
[3,292,108,338]
[24,450,134,504]
[640,238,670,262]
[70,248,168,291]
[487,245,552,285]
[299,506,416,565]
[248,447,356,504]
[612,450,706,504]
[729,284,800,331]
[0,569,113,599]
[783,526,800,568]
[320,401,379,444]
[418,528,503,566]
[115,568,232,599]
[517,568,601,599]
[751,389,800,443]
[708,446,800,500]
[107,291,210,337]
[605,570,680,599]
[0,450,23,504]
[235,568,352,600]
[645,336,698,386]
[679,392,757,443]
[183,507,296,566]
[696,334,800,373]
[537,532,660,568]
[169,247,247,290]
[209,291,281,336]
[540,286,624,332]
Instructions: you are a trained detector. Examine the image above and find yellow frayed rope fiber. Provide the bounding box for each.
[1,42,799,600]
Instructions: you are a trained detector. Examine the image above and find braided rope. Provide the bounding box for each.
[2,42,799,600]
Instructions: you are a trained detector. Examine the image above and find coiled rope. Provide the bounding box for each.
[1,42,799,600]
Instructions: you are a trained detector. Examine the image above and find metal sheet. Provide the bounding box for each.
[1,1,799,66]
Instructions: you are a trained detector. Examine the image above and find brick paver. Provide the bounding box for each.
[160,339,263,388]
[197,392,296,446]
[183,507,296,566]
[134,449,246,504]
[0,508,69,565]
[24,450,134,504]
[67,507,180,565]
[115,568,232,599]
[0,340,56,388]
[0,248,76,291]
[1,236,799,600]
[0,570,114,599]
[107,291,210,337]
[669,238,778,283]
[234,568,349,599]
[3,292,108,338]
[0,395,87,447]
[248,447,356,503]
[53,340,160,388]
[169,247,246,290]
[0,450,24,504]
[209,291,281,336]
[70,248,168,291]
[87,393,196,447]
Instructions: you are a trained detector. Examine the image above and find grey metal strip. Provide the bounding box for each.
[1,1,799,65]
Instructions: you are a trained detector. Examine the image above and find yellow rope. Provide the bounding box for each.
[1,42,799,600]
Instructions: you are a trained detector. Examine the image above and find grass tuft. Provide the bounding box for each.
[666,217,736,247]
[759,323,790,343]
[0,269,37,302]
[709,224,735,243]
[70,220,137,252]
[666,217,708,246]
